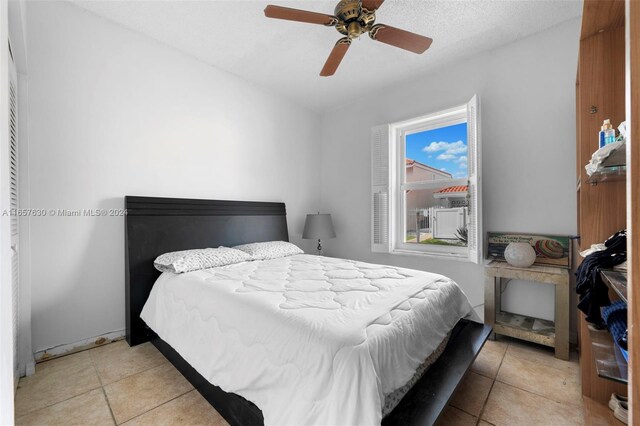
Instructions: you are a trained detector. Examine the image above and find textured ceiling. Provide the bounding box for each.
[69,0,582,111]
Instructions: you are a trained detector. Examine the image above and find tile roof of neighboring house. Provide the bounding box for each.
[434,185,468,194]
[406,159,415,166]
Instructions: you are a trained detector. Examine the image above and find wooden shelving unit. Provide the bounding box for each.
[575,0,640,421]
[574,0,632,420]
[575,7,626,251]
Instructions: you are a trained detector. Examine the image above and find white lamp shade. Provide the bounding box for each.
[302,214,336,239]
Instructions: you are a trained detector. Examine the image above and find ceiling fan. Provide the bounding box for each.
[264,0,433,77]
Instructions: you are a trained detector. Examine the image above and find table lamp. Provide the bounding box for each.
[302,213,336,255]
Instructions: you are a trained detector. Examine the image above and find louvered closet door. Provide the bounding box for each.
[8,50,19,379]
[371,125,391,253]
[465,95,481,264]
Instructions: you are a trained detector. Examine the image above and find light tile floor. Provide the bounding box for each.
[14,337,596,425]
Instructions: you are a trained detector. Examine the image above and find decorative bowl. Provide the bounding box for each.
[504,242,536,267]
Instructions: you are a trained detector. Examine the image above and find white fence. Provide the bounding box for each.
[408,207,467,241]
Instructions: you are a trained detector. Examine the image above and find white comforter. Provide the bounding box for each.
[141,254,475,425]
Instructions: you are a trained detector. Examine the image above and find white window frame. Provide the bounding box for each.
[371,96,482,263]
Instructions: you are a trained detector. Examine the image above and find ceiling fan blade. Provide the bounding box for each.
[361,0,385,11]
[320,38,351,77]
[264,5,338,26]
[369,24,433,54]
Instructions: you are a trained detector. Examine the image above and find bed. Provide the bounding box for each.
[125,196,491,425]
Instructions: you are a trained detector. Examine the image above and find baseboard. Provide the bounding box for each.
[19,359,36,377]
[34,329,125,363]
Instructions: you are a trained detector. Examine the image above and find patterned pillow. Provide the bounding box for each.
[154,247,252,273]
[233,241,303,260]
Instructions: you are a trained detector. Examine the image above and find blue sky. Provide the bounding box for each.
[405,122,468,179]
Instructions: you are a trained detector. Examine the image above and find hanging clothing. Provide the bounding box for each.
[575,230,627,328]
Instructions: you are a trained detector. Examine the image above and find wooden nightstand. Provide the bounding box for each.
[484,260,570,360]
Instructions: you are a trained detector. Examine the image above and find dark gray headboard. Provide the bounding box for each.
[125,196,289,346]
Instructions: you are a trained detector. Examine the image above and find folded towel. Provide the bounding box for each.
[586,140,624,176]
[579,243,607,258]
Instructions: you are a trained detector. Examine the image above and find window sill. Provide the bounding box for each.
[390,248,471,263]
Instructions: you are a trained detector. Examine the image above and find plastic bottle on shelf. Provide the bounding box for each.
[605,125,616,145]
[599,119,616,148]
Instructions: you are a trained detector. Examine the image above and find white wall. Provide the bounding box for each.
[320,19,581,334]
[24,1,322,353]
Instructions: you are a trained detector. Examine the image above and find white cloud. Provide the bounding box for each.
[437,154,456,161]
[440,167,447,172]
[424,141,467,164]
[459,163,467,169]
[423,140,467,155]
[447,147,467,155]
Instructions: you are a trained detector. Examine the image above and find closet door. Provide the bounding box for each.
[8,47,19,382]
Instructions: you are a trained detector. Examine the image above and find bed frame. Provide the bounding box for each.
[125,195,491,425]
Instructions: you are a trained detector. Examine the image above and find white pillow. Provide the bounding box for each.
[154,247,252,273]
[233,241,303,260]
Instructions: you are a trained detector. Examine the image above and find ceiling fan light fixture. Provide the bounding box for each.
[347,21,363,39]
[264,0,433,76]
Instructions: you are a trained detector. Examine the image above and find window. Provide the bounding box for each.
[371,96,481,263]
